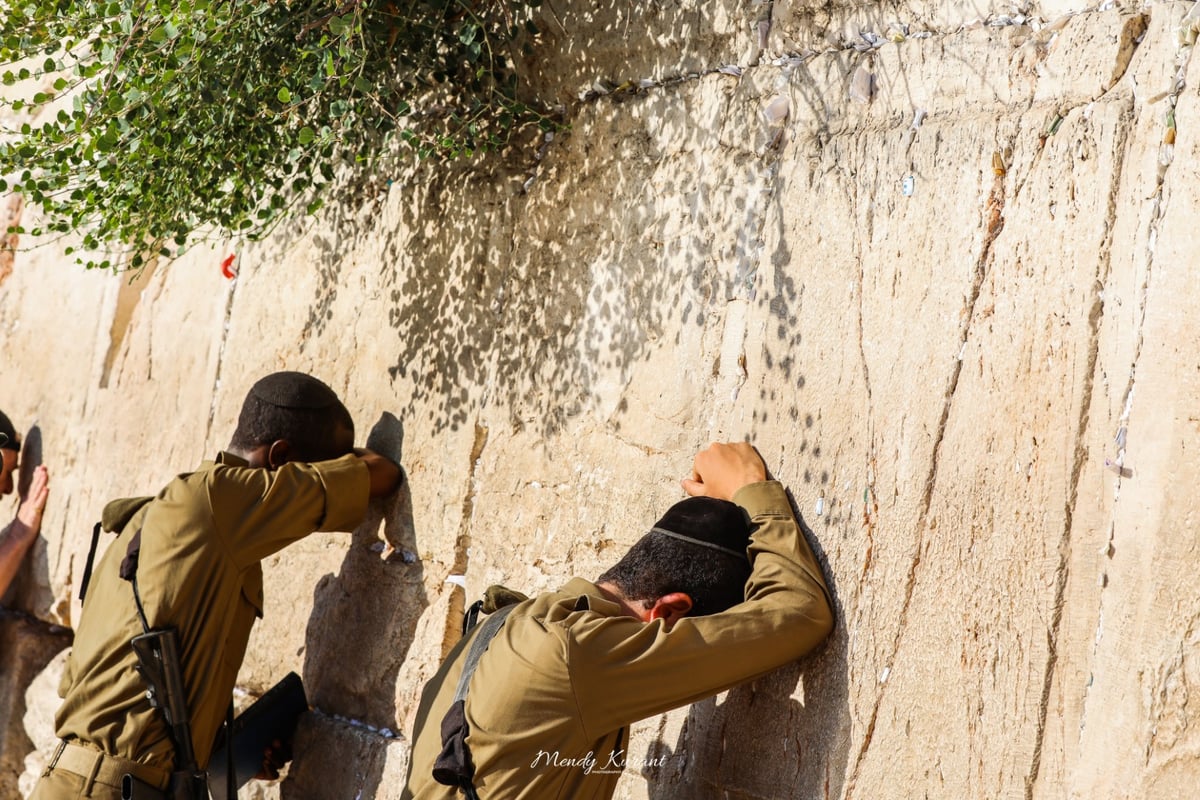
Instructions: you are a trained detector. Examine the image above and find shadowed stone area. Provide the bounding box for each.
[0,611,71,798]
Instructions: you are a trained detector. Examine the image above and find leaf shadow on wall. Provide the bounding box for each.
[391,169,686,438]
[643,509,849,800]
[294,144,721,439]
[284,413,427,799]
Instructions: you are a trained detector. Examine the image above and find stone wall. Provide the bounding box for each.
[1,1,1198,798]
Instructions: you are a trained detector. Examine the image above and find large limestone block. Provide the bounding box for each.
[0,236,119,623]
[0,612,71,799]
[281,713,409,800]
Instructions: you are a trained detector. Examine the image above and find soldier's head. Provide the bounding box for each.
[597,496,752,628]
[228,372,355,468]
[0,410,19,497]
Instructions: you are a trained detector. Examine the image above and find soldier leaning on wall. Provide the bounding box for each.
[403,441,834,800]
[0,411,51,599]
[29,371,403,800]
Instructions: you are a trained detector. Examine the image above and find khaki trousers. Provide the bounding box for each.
[28,741,170,800]
[29,767,123,800]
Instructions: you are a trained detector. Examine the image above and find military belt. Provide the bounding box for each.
[48,741,171,791]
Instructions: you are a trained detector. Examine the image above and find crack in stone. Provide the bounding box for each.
[204,273,240,446]
[438,423,490,653]
[845,153,1008,800]
[1024,85,1137,800]
[1110,18,1195,469]
[454,421,490,576]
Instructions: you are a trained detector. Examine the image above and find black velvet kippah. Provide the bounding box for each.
[653,496,752,555]
[0,410,17,451]
[249,371,339,410]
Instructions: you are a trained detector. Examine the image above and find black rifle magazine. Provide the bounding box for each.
[207,672,308,800]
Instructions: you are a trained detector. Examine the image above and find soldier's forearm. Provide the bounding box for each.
[355,448,403,499]
[0,518,38,597]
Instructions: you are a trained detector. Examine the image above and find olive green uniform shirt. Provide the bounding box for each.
[54,452,369,772]
[404,480,834,800]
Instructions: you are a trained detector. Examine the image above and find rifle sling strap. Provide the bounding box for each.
[432,603,517,798]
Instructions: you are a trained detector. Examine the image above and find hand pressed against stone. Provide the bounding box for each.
[0,464,49,598]
[17,464,50,532]
[681,442,768,501]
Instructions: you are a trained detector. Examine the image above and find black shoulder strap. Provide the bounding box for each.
[120,530,152,634]
[78,522,104,603]
[81,495,154,603]
[433,604,517,797]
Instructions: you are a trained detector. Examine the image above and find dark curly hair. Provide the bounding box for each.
[598,496,753,618]
[228,371,354,462]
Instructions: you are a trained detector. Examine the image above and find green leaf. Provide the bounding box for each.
[0,0,546,265]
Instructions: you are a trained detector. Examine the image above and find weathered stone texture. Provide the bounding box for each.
[0,612,71,799]
[1,1,1198,798]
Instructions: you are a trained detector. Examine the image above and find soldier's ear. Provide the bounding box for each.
[648,593,693,629]
[266,440,292,469]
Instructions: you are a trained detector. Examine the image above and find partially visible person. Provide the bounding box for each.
[1,410,20,496]
[31,371,403,800]
[0,414,50,599]
[403,441,834,800]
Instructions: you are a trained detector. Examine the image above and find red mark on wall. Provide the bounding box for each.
[220,254,238,279]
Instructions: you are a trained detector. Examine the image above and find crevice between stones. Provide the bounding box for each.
[438,423,489,656]
[1024,81,1137,800]
[204,274,240,447]
[845,154,1009,800]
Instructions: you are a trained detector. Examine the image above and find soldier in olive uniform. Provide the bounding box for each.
[403,442,834,800]
[31,371,402,800]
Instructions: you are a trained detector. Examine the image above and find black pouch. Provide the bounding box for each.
[432,699,472,786]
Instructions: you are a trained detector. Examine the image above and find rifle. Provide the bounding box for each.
[127,627,208,800]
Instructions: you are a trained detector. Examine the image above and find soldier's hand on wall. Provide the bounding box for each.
[17,464,49,534]
[681,442,767,501]
[354,448,404,499]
